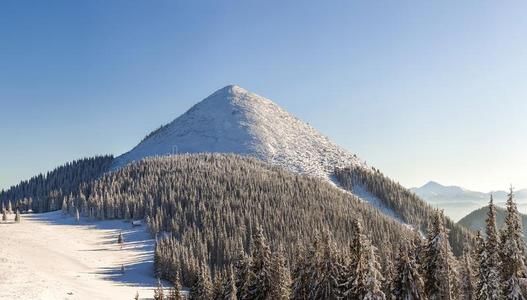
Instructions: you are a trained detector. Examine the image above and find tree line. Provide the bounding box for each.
[334,166,472,255]
[153,190,526,299]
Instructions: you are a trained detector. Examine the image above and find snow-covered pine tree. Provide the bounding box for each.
[344,219,384,299]
[342,220,365,299]
[381,254,395,300]
[290,243,313,300]
[244,226,273,300]
[14,209,20,222]
[213,271,225,299]
[118,231,124,248]
[222,265,238,300]
[501,188,527,300]
[269,246,291,300]
[190,263,213,300]
[8,200,12,213]
[393,243,425,300]
[310,230,343,299]
[232,245,250,300]
[362,242,385,300]
[423,209,457,300]
[460,244,475,300]
[482,196,504,300]
[168,271,182,300]
[154,278,165,300]
[75,208,80,222]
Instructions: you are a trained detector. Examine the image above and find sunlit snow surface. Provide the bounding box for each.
[113,85,403,220]
[113,85,368,180]
[0,211,161,300]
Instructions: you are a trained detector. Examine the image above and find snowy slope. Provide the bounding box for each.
[113,85,368,181]
[0,212,160,300]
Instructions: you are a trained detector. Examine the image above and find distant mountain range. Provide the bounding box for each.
[457,205,527,239]
[411,181,527,221]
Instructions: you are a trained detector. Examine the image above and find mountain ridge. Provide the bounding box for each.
[411,181,527,221]
[113,85,368,180]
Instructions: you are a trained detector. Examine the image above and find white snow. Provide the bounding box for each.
[0,211,159,300]
[113,85,369,181]
[112,84,408,224]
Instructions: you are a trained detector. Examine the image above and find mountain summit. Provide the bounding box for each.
[113,85,367,179]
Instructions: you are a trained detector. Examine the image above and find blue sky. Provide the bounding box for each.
[1,0,526,192]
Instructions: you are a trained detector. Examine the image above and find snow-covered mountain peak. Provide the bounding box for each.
[113,85,368,180]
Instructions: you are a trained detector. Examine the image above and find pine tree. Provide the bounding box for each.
[75,208,80,222]
[233,246,250,299]
[190,263,213,300]
[363,242,386,300]
[2,209,6,222]
[381,255,395,300]
[269,246,291,300]
[310,231,343,299]
[244,226,273,299]
[344,219,384,299]
[169,271,182,300]
[460,244,475,300]
[290,243,312,300]
[154,278,165,300]
[118,231,124,248]
[14,209,20,222]
[393,243,425,300]
[423,210,457,300]
[222,265,238,300]
[481,196,504,300]
[501,188,527,300]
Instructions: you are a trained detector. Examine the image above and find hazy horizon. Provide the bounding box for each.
[1,1,526,192]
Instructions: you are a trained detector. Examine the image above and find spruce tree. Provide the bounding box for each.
[190,263,213,300]
[233,246,250,300]
[269,246,291,300]
[423,210,457,300]
[154,278,165,300]
[460,244,475,300]
[291,243,313,300]
[118,231,124,248]
[482,196,504,300]
[502,188,527,299]
[222,265,238,300]
[393,243,425,300]
[14,209,20,222]
[244,226,273,299]
[362,242,386,300]
[310,231,342,299]
[169,271,182,300]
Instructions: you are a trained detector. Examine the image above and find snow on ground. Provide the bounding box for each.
[112,85,369,181]
[0,211,158,300]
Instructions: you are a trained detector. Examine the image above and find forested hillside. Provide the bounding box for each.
[334,166,473,255]
[0,155,113,213]
[60,154,416,277]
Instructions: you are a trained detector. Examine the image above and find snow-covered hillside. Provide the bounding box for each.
[0,212,159,300]
[113,85,368,181]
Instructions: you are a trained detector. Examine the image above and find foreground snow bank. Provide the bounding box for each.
[0,211,157,300]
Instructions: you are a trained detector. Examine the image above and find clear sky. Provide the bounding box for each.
[1,0,526,192]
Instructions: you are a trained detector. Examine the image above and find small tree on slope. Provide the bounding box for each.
[501,188,527,299]
[423,210,458,300]
[393,242,425,300]
[482,196,504,300]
